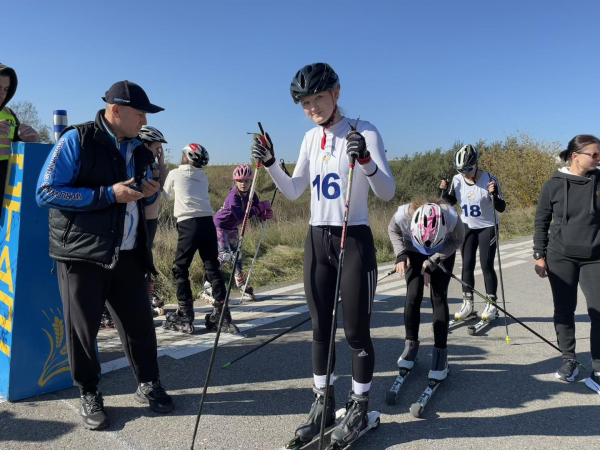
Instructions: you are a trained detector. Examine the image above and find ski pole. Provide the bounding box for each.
[190,123,266,450]
[432,259,587,370]
[378,269,395,283]
[241,159,290,302]
[318,118,359,450]
[223,269,391,369]
[492,197,510,345]
[222,315,311,369]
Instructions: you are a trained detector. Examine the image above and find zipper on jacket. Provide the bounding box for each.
[62,218,74,247]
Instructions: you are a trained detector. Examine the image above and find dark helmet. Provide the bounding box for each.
[453,144,479,173]
[290,63,340,104]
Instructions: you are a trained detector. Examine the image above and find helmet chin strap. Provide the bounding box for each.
[319,92,338,150]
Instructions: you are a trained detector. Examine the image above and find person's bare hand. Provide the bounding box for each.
[113,178,144,203]
[394,258,411,274]
[18,124,39,142]
[440,179,448,190]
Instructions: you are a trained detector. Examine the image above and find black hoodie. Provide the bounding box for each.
[534,168,600,259]
[0,62,20,133]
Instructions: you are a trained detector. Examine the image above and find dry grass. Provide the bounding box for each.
[153,135,554,303]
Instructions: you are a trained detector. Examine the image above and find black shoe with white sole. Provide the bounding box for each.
[555,359,578,382]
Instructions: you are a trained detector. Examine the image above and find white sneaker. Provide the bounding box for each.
[454,294,474,321]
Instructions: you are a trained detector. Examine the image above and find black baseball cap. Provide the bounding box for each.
[102,80,164,113]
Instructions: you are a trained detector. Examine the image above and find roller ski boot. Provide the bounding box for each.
[386,339,419,405]
[162,300,195,334]
[450,292,477,328]
[205,302,240,334]
[410,347,448,418]
[281,385,336,449]
[100,306,115,329]
[149,283,164,317]
[468,294,498,335]
[199,281,217,306]
[234,273,258,302]
[328,391,380,450]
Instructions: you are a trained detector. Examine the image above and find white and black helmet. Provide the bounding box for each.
[139,125,167,144]
[453,144,479,173]
[183,143,209,168]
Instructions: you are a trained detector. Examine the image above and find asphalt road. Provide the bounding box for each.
[1,236,598,449]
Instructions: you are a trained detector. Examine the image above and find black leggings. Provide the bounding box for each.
[547,249,600,372]
[172,217,226,303]
[461,224,497,295]
[304,225,378,384]
[404,251,456,349]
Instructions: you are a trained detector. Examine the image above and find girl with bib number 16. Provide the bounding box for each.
[252,63,395,448]
[439,145,506,324]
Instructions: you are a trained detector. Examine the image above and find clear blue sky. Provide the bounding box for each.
[7,0,600,163]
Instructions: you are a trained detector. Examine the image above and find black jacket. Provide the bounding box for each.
[48,110,156,272]
[534,168,600,259]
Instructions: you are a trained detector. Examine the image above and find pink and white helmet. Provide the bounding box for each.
[410,203,448,255]
[233,164,253,181]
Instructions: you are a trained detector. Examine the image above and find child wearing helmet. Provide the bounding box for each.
[252,62,395,447]
[439,144,506,323]
[211,164,273,301]
[387,199,464,393]
[161,144,238,334]
[138,125,169,316]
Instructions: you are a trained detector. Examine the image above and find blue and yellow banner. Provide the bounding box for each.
[0,142,72,401]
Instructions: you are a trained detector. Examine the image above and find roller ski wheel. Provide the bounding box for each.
[326,411,380,450]
[162,310,195,334]
[410,377,446,419]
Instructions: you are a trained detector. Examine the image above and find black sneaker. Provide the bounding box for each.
[555,359,579,382]
[585,372,600,394]
[134,380,174,413]
[80,392,109,430]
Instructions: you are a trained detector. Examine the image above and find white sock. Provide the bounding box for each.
[314,373,334,389]
[352,379,371,395]
[594,372,600,377]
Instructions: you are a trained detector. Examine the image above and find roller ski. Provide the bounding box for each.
[326,391,380,450]
[410,347,448,418]
[449,293,477,330]
[279,386,340,450]
[149,283,165,316]
[386,339,419,405]
[467,296,498,336]
[162,300,195,334]
[205,302,240,334]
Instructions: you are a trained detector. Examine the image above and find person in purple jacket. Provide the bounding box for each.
[206,164,273,301]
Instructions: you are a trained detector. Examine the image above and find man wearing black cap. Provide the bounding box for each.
[36,81,174,430]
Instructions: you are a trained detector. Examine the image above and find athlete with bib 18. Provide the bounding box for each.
[439,145,506,323]
[252,63,395,448]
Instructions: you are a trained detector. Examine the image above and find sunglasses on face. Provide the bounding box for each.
[576,151,600,160]
[458,166,475,174]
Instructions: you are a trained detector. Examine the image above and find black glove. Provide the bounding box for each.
[346,130,371,164]
[251,133,276,167]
